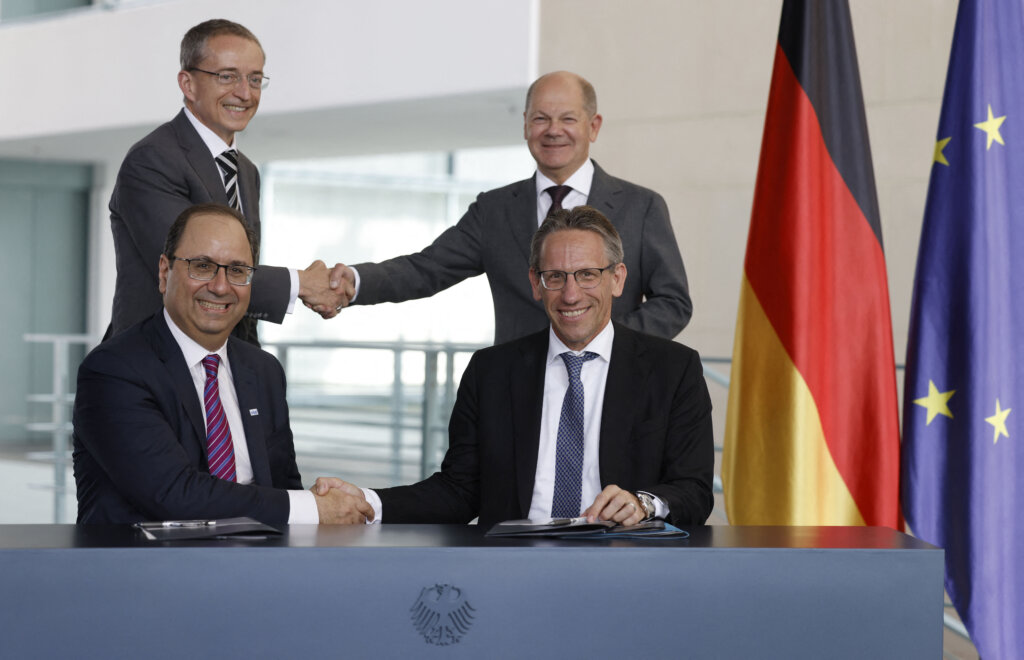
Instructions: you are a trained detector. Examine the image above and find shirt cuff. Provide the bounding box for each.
[349,266,361,303]
[285,268,300,314]
[287,489,319,524]
[362,487,382,524]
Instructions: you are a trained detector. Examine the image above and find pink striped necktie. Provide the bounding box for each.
[201,354,237,481]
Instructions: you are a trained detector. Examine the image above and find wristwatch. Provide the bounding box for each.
[635,491,656,521]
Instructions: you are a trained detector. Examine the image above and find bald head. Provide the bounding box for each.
[525,71,597,118]
[523,71,603,184]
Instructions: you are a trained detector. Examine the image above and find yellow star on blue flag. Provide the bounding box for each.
[913,380,955,424]
[985,399,1011,443]
[974,104,1006,149]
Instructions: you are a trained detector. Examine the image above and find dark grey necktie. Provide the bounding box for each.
[545,185,573,217]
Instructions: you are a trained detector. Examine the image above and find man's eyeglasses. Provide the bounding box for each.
[172,257,256,286]
[189,67,269,90]
[537,265,616,291]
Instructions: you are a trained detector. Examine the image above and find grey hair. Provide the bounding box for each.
[529,206,623,271]
[180,19,263,71]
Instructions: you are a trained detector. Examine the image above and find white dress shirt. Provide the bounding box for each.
[164,309,318,523]
[534,158,594,224]
[182,107,300,313]
[531,322,668,520]
[527,321,613,519]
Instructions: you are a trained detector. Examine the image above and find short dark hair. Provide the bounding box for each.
[525,71,598,118]
[163,203,258,264]
[529,206,623,271]
[180,19,263,71]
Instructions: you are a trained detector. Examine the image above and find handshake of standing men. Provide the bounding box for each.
[77,18,712,526]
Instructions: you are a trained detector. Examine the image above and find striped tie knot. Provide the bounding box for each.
[202,353,220,379]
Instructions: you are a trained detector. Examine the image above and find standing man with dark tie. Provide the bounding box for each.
[328,71,692,345]
[108,19,346,345]
[315,206,714,528]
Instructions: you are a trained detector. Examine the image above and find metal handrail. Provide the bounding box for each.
[22,334,98,523]
[266,339,482,481]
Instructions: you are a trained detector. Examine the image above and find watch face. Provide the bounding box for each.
[637,492,655,519]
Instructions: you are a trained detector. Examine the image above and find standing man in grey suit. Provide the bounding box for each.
[327,71,691,345]
[109,19,346,345]
[315,206,714,527]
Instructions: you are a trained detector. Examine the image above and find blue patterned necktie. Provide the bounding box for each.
[551,351,598,518]
[215,149,241,211]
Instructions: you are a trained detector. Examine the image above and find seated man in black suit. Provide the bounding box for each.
[74,203,372,525]
[316,206,714,527]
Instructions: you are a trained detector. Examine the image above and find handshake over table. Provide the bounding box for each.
[309,478,374,524]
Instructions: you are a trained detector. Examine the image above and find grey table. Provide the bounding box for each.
[0,524,942,659]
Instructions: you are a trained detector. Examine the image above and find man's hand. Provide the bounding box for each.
[583,485,645,526]
[329,263,355,294]
[298,260,353,319]
[311,478,374,523]
[311,476,363,497]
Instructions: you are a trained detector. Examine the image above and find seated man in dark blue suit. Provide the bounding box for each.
[316,206,714,527]
[74,203,372,525]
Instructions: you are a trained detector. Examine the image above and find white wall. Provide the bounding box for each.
[0,0,535,141]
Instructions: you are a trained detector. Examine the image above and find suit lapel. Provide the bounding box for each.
[599,324,644,486]
[237,156,260,225]
[509,178,539,262]
[585,160,622,218]
[512,331,548,515]
[172,109,232,206]
[228,340,272,486]
[147,312,207,454]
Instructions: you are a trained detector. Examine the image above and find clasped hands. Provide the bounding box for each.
[298,260,356,320]
[310,477,374,524]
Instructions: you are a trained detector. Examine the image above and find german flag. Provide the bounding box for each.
[722,0,901,528]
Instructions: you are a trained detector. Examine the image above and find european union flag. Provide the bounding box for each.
[902,1,1024,658]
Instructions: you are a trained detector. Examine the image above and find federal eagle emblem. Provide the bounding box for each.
[410,583,476,646]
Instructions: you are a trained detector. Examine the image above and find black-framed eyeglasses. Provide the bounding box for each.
[189,67,269,90]
[537,265,616,291]
[172,257,256,286]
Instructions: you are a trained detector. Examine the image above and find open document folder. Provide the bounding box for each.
[485,517,689,539]
[133,517,281,541]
